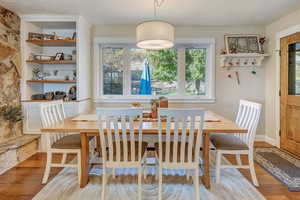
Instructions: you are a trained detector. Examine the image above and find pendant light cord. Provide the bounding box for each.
[154,0,165,18]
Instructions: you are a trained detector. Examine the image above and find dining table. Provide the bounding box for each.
[40,110,247,189]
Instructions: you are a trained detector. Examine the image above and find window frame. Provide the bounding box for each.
[93,37,215,103]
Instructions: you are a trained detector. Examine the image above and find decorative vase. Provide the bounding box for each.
[159,98,168,108]
[150,99,159,119]
[151,107,157,119]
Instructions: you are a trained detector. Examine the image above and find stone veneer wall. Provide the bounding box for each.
[0,5,22,144]
[0,5,39,175]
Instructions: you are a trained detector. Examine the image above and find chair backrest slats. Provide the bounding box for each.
[158,108,205,164]
[235,100,262,148]
[96,108,143,163]
[40,100,66,148]
[180,118,187,163]
[188,116,196,163]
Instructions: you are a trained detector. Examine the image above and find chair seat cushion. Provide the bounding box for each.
[210,134,249,150]
[154,142,196,162]
[52,134,94,149]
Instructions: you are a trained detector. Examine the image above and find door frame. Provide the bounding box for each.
[275,24,300,148]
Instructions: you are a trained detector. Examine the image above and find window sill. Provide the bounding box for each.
[94,97,216,104]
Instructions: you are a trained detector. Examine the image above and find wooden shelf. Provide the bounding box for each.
[26,80,76,84]
[26,60,76,64]
[21,98,89,103]
[21,100,76,102]
[26,39,76,47]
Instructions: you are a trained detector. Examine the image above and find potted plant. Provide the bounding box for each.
[0,104,23,137]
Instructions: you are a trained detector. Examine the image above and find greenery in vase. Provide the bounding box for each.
[150,99,159,108]
[0,104,23,124]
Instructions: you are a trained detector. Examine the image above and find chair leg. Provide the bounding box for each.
[248,151,259,186]
[142,151,148,179]
[158,167,163,200]
[155,153,159,180]
[42,152,52,184]
[101,167,107,200]
[236,154,242,166]
[138,167,142,200]
[215,151,222,184]
[194,168,200,200]
[77,152,81,184]
[62,153,67,164]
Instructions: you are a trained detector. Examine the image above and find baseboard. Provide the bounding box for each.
[255,135,266,142]
[254,134,277,146]
[265,136,277,146]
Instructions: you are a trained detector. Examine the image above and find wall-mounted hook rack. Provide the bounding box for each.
[220,53,269,69]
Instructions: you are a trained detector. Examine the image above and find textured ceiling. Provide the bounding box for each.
[0,0,300,25]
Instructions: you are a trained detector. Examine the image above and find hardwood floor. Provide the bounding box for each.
[0,142,299,200]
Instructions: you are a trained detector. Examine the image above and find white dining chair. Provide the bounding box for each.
[211,99,262,186]
[96,108,148,200]
[155,108,205,200]
[40,100,82,184]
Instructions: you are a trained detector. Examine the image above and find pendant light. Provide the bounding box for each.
[136,0,174,50]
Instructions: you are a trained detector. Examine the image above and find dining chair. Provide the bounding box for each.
[40,100,82,184]
[155,108,205,200]
[96,108,148,200]
[211,99,262,186]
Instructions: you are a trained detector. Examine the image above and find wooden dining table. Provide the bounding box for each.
[40,110,247,189]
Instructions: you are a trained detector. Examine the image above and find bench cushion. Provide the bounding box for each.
[52,135,94,149]
[210,134,249,150]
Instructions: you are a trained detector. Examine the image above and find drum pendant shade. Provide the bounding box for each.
[136,20,174,50]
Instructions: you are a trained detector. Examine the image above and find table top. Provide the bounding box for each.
[40,111,247,134]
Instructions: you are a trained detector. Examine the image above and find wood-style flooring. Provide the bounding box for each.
[0,142,299,200]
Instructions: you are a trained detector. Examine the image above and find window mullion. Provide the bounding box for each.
[177,48,185,96]
[124,47,131,96]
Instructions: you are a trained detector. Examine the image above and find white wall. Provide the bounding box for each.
[264,7,300,145]
[77,16,92,100]
[92,24,266,135]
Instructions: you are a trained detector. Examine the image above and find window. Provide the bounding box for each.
[96,39,215,102]
[185,48,207,95]
[130,48,178,95]
[102,47,124,95]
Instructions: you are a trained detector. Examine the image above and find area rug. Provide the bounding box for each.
[255,147,300,191]
[33,153,265,200]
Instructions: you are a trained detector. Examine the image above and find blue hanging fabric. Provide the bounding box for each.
[139,59,152,95]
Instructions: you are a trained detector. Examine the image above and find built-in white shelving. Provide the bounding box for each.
[20,16,92,151]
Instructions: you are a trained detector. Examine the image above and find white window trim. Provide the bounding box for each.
[93,37,216,103]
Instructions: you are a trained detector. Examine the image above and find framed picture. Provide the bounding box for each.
[54,52,64,60]
[225,34,261,54]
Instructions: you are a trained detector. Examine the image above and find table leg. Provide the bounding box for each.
[202,132,211,189]
[96,135,101,154]
[80,132,89,188]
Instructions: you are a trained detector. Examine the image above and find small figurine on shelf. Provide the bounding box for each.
[68,85,77,101]
[72,70,76,80]
[32,68,43,80]
[259,37,266,54]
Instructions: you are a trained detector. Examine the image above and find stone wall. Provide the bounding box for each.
[0,5,22,144]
